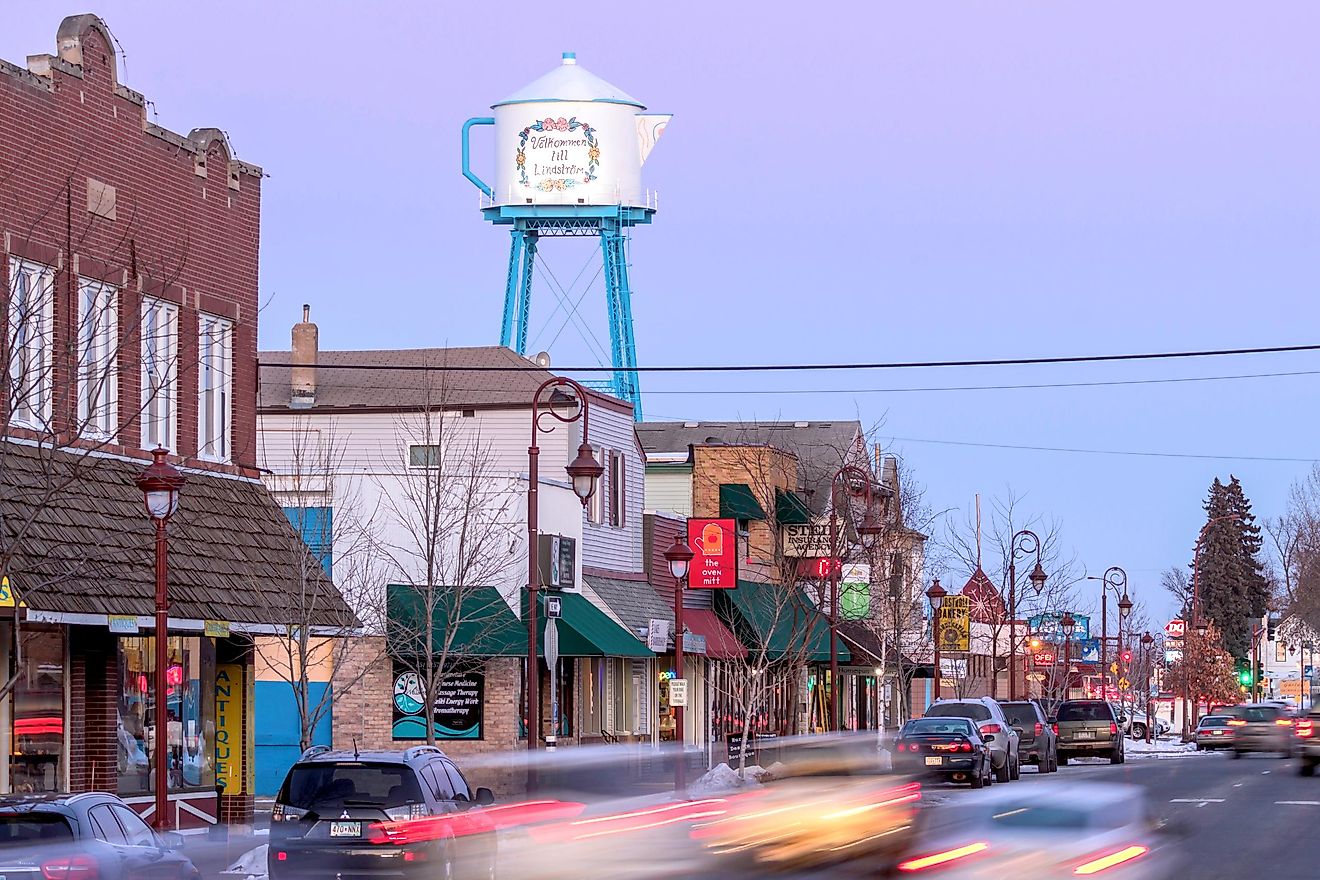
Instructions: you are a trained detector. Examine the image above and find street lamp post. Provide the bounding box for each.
[1304,641,1314,713]
[664,534,694,793]
[134,447,185,831]
[1061,613,1077,702]
[526,378,603,753]
[1086,567,1130,701]
[926,580,947,701]
[1007,531,1047,701]
[1141,631,1155,744]
[826,465,885,731]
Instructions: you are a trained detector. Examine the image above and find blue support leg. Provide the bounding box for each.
[516,231,538,356]
[500,230,523,349]
[600,225,642,419]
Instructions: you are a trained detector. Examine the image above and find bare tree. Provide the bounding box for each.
[1267,464,1320,616]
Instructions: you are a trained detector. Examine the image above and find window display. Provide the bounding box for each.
[117,636,216,795]
[10,628,65,792]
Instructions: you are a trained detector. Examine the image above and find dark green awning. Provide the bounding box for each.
[775,489,814,525]
[720,483,766,520]
[386,584,523,656]
[528,592,652,658]
[716,580,845,663]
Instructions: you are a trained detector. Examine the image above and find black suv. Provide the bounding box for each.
[0,792,198,879]
[269,745,497,880]
[999,700,1058,773]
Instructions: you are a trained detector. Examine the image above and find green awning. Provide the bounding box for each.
[386,584,523,656]
[720,483,766,520]
[527,592,652,658]
[775,489,814,525]
[716,580,846,663]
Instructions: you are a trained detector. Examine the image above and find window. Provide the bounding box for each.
[283,506,333,578]
[77,278,118,438]
[419,764,454,801]
[441,760,471,801]
[1277,640,1287,663]
[141,298,177,450]
[280,763,423,810]
[198,315,232,460]
[116,636,216,796]
[9,627,65,793]
[608,449,626,528]
[87,805,127,845]
[6,259,54,428]
[587,446,604,525]
[408,444,441,468]
[109,805,156,847]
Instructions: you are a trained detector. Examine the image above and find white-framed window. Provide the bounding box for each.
[608,449,626,528]
[77,277,118,439]
[408,444,442,469]
[6,258,55,429]
[198,314,232,461]
[586,444,604,525]
[140,298,177,451]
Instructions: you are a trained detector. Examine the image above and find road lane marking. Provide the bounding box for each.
[1169,798,1225,803]
[1262,770,1271,775]
[1233,783,1244,787]
[1275,801,1320,806]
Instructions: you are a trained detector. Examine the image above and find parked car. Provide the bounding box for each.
[894,717,995,787]
[1053,700,1124,764]
[999,700,1057,773]
[269,745,497,880]
[0,791,198,879]
[1218,703,1293,758]
[1193,715,1236,750]
[922,698,1021,782]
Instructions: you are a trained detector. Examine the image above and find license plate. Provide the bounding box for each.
[925,756,943,766]
[1213,730,1223,736]
[329,821,361,838]
[1075,731,1094,739]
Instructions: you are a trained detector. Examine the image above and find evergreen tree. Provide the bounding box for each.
[1193,477,1269,658]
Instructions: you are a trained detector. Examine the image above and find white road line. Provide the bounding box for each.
[1262,770,1272,775]
[1169,798,1226,803]
[1275,800,1320,806]
[1233,783,1244,787]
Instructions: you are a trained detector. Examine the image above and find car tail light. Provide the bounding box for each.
[41,856,99,880]
[898,841,989,872]
[1052,723,1059,735]
[1073,844,1149,875]
[959,741,973,752]
[895,741,907,752]
[1109,722,1118,736]
[384,803,429,821]
[275,852,287,861]
[979,723,1002,735]
[1228,719,1246,727]
[1297,720,1314,738]
[1276,718,1293,726]
[1034,722,1043,736]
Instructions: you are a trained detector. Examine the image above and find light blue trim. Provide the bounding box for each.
[500,231,523,348]
[490,97,645,109]
[562,51,576,61]
[461,117,495,197]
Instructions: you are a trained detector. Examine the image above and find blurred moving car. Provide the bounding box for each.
[0,791,198,879]
[897,781,1180,878]
[999,701,1057,773]
[894,718,994,787]
[1054,700,1124,765]
[923,698,1022,782]
[1218,703,1292,759]
[1294,711,1320,775]
[269,745,497,880]
[1193,715,1236,750]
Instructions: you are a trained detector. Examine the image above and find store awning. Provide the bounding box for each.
[529,592,651,658]
[682,608,747,659]
[386,584,523,656]
[719,483,766,521]
[717,580,845,663]
[775,489,814,525]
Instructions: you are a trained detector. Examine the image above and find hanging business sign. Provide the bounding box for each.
[937,595,971,652]
[1165,619,1186,639]
[782,518,834,558]
[669,678,689,707]
[647,618,670,652]
[538,535,577,589]
[688,519,737,588]
[1029,613,1092,642]
[391,663,484,740]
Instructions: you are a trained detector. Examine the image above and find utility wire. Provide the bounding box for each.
[883,435,1319,464]
[257,341,1320,374]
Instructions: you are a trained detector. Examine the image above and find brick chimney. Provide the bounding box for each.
[291,304,317,408]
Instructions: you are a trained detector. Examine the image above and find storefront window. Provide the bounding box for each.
[117,636,216,796]
[10,628,66,793]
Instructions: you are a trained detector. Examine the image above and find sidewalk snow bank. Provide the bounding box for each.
[222,844,268,880]
[689,762,771,795]
[1126,737,1200,757]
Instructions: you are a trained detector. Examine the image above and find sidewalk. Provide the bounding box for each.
[180,799,273,879]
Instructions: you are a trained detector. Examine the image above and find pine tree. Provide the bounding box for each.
[1193,477,1269,658]
[1224,475,1270,618]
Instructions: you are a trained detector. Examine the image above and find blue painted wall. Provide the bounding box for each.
[254,680,332,796]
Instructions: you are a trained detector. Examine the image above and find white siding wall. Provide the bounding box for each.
[580,402,644,574]
[258,407,588,629]
[642,468,693,517]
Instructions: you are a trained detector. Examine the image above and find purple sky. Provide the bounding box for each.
[6,3,1319,622]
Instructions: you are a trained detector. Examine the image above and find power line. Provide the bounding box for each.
[883,435,1319,464]
[256,341,1320,374]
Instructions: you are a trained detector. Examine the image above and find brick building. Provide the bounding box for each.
[0,15,345,828]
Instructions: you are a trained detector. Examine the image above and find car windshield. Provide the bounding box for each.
[1000,704,1041,726]
[1057,703,1113,722]
[924,703,992,722]
[0,814,74,847]
[1199,717,1231,728]
[905,719,975,736]
[1243,707,1280,723]
[281,763,424,811]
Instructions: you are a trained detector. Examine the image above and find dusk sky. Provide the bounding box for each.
[6,2,1318,624]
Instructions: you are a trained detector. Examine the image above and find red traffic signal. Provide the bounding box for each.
[1121,650,1132,664]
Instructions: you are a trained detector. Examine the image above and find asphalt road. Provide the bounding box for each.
[926,747,1320,880]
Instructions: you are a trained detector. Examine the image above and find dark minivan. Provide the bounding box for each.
[1054,700,1124,764]
[269,746,497,880]
[999,700,1058,773]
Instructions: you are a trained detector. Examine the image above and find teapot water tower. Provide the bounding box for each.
[462,52,669,419]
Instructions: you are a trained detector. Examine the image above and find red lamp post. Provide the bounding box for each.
[826,465,886,731]
[664,534,695,793]
[1060,613,1077,701]
[134,447,185,831]
[526,378,603,753]
[1007,531,1047,701]
[926,579,947,701]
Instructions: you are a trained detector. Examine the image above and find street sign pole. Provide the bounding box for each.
[545,618,560,752]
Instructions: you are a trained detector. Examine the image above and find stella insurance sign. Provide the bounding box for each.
[688,518,738,588]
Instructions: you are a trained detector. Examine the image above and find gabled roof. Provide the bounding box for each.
[960,566,1006,625]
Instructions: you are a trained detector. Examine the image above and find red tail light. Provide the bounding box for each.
[40,855,99,879]
[1073,844,1149,875]
[1034,722,1043,736]
[1110,723,1118,736]
[980,723,1002,735]
[959,741,973,752]
[1052,723,1059,735]
[895,741,907,752]
[898,841,989,872]
[1227,719,1246,727]
[275,852,288,861]
[1297,720,1314,739]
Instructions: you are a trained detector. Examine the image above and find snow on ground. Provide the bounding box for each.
[222,843,268,880]
[1126,736,1202,757]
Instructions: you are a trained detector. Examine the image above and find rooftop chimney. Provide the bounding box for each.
[291,304,317,408]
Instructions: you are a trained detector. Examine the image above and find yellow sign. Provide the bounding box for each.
[0,577,24,608]
[937,595,971,652]
[1119,677,1131,691]
[215,664,246,795]
[204,620,230,638]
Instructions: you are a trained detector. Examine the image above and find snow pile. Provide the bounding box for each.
[689,762,768,795]
[222,844,268,880]
[1126,737,1199,758]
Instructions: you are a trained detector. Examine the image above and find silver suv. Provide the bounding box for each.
[922,698,1021,782]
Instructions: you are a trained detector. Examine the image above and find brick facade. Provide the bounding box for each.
[691,444,799,565]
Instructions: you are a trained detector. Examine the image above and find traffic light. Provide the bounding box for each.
[1237,658,1253,688]
[1121,650,1132,664]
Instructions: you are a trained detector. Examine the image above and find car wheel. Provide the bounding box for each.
[1049,751,1059,772]
[1109,748,1124,765]
[1058,753,1069,766]
[1301,760,1316,778]
[994,758,1011,783]
[1010,755,1021,780]
[971,764,985,788]
[1131,722,1146,740]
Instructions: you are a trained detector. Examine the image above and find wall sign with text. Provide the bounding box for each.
[392,663,484,740]
[687,518,737,588]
